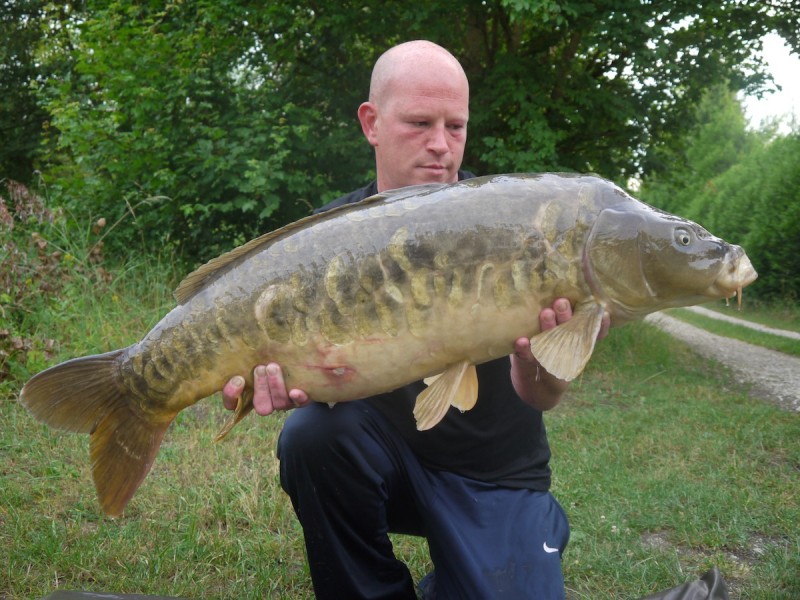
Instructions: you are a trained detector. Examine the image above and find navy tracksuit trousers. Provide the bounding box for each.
[277,401,569,600]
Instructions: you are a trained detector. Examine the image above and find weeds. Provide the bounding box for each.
[0,179,65,380]
[0,180,174,382]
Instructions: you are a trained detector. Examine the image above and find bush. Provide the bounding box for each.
[0,180,110,380]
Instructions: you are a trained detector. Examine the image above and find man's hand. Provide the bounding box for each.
[222,364,310,417]
[513,298,610,361]
[511,298,610,410]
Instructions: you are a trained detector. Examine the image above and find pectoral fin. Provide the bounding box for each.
[529,303,605,381]
[414,360,478,431]
[423,373,441,386]
[215,387,255,442]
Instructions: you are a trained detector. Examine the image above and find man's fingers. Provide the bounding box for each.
[545,299,609,341]
[252,364,278,416]
[539,298,573,332]
[513,337,535,362]
[289,388,310,406]
[539,308,557,331]
[553,298,572,324]
[222,375,245,411]
[223,364,311,417]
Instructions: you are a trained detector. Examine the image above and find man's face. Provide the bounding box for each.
[361,68,469,191]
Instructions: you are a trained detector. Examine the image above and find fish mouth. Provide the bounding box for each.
[708,248,758,309]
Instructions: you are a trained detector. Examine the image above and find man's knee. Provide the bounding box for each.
[278,401,370,458]
[277,401,401,510]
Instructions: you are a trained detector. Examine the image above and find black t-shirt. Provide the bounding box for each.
[314,172,552,491]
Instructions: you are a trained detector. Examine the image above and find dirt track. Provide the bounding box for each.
[645,309,800,413]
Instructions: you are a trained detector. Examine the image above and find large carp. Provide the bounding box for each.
[20,173,757,516]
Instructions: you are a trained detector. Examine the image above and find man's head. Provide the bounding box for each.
[358,41,469,192]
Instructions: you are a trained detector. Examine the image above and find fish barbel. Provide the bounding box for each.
[19,173,757,515]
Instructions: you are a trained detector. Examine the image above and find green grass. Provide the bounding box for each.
[552,325,799,598]
[699,299,800,332]
[2,259,798,599]
[666,307,800,357]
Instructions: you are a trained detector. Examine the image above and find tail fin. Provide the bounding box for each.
[19,348,172,517]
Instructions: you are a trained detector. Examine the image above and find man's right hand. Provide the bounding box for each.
[222,364,310,416]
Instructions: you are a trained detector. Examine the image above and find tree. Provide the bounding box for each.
[0,0,50,183]
[742,134,800,299]
[38,1,359,260]
[31,0,799,260]
[641,84,756,217]
[640,85,800,301]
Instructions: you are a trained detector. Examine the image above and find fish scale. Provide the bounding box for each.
[19,173,757,516]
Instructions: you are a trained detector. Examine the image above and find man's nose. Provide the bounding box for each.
[427,124,449,154]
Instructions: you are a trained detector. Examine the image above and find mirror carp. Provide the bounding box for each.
[20,173,757,515]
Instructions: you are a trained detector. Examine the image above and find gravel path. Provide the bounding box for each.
[645,311,800,413]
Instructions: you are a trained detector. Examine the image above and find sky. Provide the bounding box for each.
[740,33,800,131]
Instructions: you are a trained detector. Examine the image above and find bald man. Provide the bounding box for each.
[222,41,607,599]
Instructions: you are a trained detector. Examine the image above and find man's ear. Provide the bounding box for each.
[358,102,379,147]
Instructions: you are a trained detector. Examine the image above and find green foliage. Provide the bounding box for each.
[17,0,796,262]
[468,0,788,179]
[639,85,754,215]
[0,0,50,183]
[641,85,800,301]
[0,179,118,381]
[739,135,800,299]
[36,1,353,262]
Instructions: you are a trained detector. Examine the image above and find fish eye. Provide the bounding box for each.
[675,228,692,246]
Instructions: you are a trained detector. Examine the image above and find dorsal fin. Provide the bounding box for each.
[174,215,317,304]
[173,183,448,304]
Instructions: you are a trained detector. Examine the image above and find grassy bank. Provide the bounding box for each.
[2,256,798,599]
[701,300,800,332]
[667,303,800,358]
[552,324,798,598]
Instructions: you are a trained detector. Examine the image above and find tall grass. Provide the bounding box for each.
[0,179,181,383]
[2,183,797,598]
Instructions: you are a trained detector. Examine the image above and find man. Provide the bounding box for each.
[223,40,608,599]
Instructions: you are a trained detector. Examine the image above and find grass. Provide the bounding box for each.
[666,305,800,358]
[552,325,799,598]
[703,299,800,332]
[2,257,798,599]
